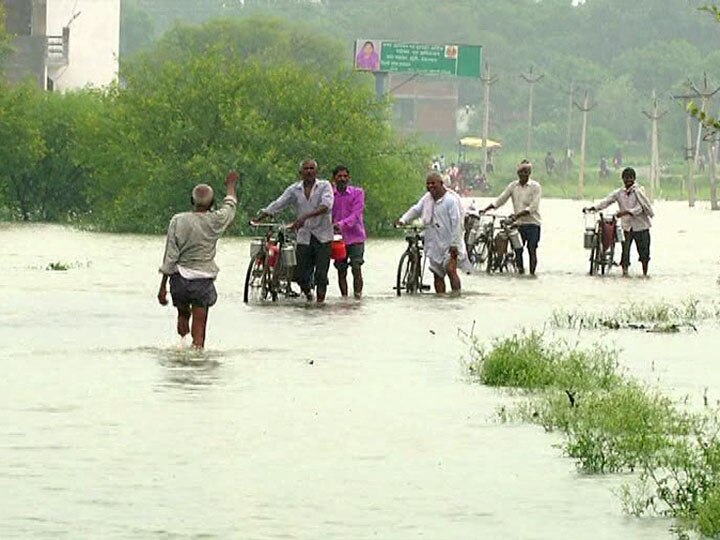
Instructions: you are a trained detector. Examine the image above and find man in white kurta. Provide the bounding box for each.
[396,172,468,293]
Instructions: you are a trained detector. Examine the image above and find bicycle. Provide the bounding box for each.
[583,209,621,276]
[243,222,299,303]
[464,210,490,271]
[473,213,520,274]
[394,225,431,296]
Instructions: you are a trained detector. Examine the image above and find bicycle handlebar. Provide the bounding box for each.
[248,220,292,229]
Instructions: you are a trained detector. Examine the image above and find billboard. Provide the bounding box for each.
[354,40,482,78]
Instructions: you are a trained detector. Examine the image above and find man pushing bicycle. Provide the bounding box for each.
[482,159,542,276]
[396,172,468,294]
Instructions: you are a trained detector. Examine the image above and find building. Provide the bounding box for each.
[389,73,459,138]
[1,0,120,91]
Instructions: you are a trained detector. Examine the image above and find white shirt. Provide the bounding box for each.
[594,185,653,231]
[400,190,467,266]
[262,180,334,244]
[494,179,542,225]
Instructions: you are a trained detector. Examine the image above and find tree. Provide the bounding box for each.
[85,16,427,233]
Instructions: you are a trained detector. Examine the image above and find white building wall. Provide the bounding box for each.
[45,0,120,91]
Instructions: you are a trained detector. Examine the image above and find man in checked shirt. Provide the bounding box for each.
[255,159,334,303]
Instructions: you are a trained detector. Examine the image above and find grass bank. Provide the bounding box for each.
[465,329,720,537]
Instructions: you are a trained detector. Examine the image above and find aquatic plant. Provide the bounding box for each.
[467,330,621,392]
[550,298,717,331]
[43,260,91,271]
[467,330,720,537]
[46,261,69,271]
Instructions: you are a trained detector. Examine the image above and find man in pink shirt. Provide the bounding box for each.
[331,165,366,298]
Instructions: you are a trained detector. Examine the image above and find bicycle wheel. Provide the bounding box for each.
[588,244,597,275]
[471,240,489,270]
[505,251,518,273]
[243,255,271,303]
[396,250,419,296]
[589,234,601,276]
[485,240,495,273]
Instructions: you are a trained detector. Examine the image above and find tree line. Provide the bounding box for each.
[125,0,720,161]
[0,16,428,232]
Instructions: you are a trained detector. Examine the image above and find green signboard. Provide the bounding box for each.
[354,40,482,78]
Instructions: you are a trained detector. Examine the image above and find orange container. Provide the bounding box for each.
[331,235,347,261]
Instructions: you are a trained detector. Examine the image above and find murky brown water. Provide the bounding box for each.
[1,198,719,539]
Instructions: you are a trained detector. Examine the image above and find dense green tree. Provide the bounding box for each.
[86,16,427,233]
[125,0,720,158]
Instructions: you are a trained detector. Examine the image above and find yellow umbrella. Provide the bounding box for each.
[459,137,502,149]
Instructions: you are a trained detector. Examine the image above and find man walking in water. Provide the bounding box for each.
[157,170,239,349]
[255,159,334,302]
[584,167,654,277]
[396,172,467,294]
[331,165,366,299]
[483,160,542,275]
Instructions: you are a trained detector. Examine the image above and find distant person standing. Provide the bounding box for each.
[331,165,366,299]
[157,170,239,349]
[545,151,556,176]
[613,147,623,169]
[483,160,542,275]
[396,172,468,294]
[255,159,334,302]
[584,167,654,277]
[599,156,609,177]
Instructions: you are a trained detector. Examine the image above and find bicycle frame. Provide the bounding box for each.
[585,210,619,276]
[395,226,429,296]
[480,213,518,274]
[243,223,298,302]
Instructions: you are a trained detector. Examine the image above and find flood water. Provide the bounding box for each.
[2,198,719,539]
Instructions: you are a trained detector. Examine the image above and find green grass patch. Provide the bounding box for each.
[550,298,719,332]
[466,329,720,536]
[467,330,621,391]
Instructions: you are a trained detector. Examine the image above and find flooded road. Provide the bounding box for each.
[1,198,719,539]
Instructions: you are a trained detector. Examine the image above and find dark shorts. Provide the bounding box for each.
[295,235,331,293]
[169,274,217,308]
[518,224,541,250]
[334,242,365,271]
[621,229,651,266]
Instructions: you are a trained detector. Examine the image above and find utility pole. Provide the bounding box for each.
[520,66,544,158]
[673,77,720,208]
[564,79,575,175]
[689,73,720,168]
[574,90,596,198]
[672,86,695,205]
[642,90,667,201]
[480,62,498,176]
[710,132,719,210]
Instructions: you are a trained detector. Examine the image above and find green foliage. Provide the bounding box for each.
[0,16,427,232]
[561,383,683,474]
[467,325,720,536]
[0,82,107,221]
[697,485,720,537]
[128,0,720,158]
[550,298,719,331]
[468,330,621,391]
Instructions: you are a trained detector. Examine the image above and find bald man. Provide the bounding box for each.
[396,172,467,293]
[158,170,239,348]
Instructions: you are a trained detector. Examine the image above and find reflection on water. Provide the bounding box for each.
[2,200,719,539]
